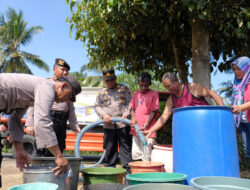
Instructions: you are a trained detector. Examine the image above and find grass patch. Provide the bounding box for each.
[63,150,102,156]
[2,147,12,153]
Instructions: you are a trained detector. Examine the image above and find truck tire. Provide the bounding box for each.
[12,134,37,158]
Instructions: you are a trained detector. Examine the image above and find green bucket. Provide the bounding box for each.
[81,167,126,186]
[8,182,58,190]
[190,176,250,190]
[126,172,187,185]
[123,183,196,190]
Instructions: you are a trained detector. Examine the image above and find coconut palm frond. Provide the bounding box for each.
[217,80,233,99]
[0,8,47,74]
[20,26,43,46]
[22,51,49,72]
[82,76,103,87]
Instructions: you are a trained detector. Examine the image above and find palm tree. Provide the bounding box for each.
[0,8,49,73]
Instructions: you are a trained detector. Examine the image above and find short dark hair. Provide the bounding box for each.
[138,72,151,83]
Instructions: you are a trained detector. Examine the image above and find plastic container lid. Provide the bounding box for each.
[190,176,250,190]
[126,172,187,182]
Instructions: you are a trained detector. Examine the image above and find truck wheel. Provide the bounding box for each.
[12,135,37,158]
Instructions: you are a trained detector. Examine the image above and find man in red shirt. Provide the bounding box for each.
[130,72,160,161]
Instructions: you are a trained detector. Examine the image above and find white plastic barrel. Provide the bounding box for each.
[151,145,173,172]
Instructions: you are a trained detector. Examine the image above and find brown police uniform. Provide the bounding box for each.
[0,73,80,155]
[26,58,79,155]
[0,73,58,146]
[95,69,132,170]
[26,90,79,155]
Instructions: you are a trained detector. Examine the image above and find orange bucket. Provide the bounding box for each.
[129,161,165,174]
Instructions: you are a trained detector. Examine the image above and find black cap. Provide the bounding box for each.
[102,69,116,81]
[57,75,81,102]
[54,58,70,71]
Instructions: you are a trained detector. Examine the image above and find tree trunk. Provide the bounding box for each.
[191,18,211,89]
[172,43,188,84]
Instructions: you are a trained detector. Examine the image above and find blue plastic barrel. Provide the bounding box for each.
[172,106,240,184]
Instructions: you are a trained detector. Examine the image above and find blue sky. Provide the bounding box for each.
[0,0,234,90]
[0,0,88,78]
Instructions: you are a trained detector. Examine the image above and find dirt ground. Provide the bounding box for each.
[1,157,83,190]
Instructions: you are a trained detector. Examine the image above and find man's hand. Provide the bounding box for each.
[121,113,127,119]
[48,145,69,176]
[130,118,136,128]
[232,105,241,114]
[103,113,112,123]
[13,142,30,171]
[142,128,153,139]
[53,155,69,176]
[142,123,148,130]
[74,125,81,136]
[26,126,35,136]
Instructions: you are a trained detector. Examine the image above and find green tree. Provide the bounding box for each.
[70,71,87,85]
[82,75,103,87]
[117,72,165,94]
[0,8,49,73]
[71,65,103,87]
[66,0,249,88]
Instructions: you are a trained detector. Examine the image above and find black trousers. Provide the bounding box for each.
[36,110,68,157]
[103,126,132,170]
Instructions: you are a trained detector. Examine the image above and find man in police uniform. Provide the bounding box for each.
[26,58,80,156]
[0,73,81,177]
[95,69,132,171]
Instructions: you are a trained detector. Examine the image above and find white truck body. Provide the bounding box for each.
[74,87,102,125]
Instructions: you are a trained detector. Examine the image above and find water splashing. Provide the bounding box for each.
[142,145,151,165]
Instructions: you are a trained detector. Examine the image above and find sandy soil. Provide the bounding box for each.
[1,157,83,190]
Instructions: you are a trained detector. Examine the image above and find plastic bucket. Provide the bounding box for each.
[151,145,173,172]
[23,165,70,190]
[81,167,126,186]
[31,157,81,190]
[172,106,240,184]
[125,172,187,185]
[8,182,58,190]
[129,161,165,174]
[123,183,196,190]
[190,176,250,190]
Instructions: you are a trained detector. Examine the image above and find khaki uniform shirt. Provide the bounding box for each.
[26,78,78,131]
[94,84,131,129]
[0,73,58,149]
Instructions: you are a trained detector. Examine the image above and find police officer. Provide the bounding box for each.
[0,73,81,176]
[95,69,132,171]
[25,58,80,156]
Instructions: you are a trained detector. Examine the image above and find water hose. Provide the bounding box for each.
[74,117,147,168]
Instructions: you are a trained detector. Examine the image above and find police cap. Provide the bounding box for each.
[54,58,70,71]
[102,69,116,81]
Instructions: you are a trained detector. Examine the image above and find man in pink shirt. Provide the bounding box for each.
[130,72,160,161]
